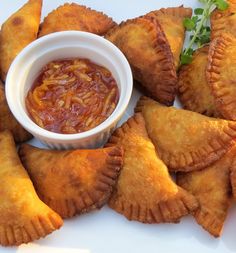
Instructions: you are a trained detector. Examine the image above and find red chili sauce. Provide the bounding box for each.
[26,58,119,134]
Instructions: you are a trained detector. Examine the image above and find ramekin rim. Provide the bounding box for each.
[6,31,133,141]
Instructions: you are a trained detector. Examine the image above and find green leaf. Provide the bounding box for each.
[198,0,207,3]
[194,8,204,15]
[191,15,199,24]
[214,0,229,11]
[183,18,196,31]
[187,48,194,55]
[180,53,193,65]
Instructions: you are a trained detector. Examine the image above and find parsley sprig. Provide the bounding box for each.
[180,0,229,65]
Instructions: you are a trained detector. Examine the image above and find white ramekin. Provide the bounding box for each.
[6,31,133,149]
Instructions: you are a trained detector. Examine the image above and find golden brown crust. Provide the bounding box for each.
[146,6,192,68]
[0,130,63,246]
[0,0,42,81]
[105,16,177,106]
[178,46,220,117]
[136,96,236,172]
[211,0,236,40]
[206,33,236,120]
[39,3,117,37]
[106,113,198,223]
[19,144,123,219]
[230,149,236,198]
[0,82,32,143]
[177,146,235,237]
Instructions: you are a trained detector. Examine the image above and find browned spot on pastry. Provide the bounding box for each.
[0,0,42,81]
[12,16,23,26]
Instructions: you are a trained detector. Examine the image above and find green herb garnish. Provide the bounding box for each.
[180,0,229,65]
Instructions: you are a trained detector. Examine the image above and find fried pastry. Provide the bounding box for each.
[19,144,123,219]
[207,33,236,120]
[39,3,116,37]
[177,146,236,237]
[135,96,236,172]
[211,0,236,40]
[178,46,219,117]
[0,82,32,143]
[105,114,198,223]
[230,156,236,198]
[0,131,63,246]
[0,0,42,81]
[146,6,192,69]
[105,16,177,106]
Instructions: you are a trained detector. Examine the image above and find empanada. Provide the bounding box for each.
[0,82,32,143]
[0,0,42,81]
[211,0,236,40]
[19,144,123,219]
[146,6,192,69]
[135,96,236,172]
[39,3,116,37]
[207,33,236,120]
[178,46,219,117]
[177,147,235,237]
[105,114,198,223]
[0,131,63,246]
[105,16,177,106]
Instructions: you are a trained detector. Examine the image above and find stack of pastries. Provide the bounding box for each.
[1,0,236,247]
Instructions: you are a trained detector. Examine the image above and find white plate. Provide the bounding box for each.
[1,1,236,253]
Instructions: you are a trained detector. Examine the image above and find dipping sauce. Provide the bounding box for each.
[26,58,119,134]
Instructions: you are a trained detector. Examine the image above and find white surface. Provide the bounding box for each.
[1,0,236,253]
[6,31,132,149]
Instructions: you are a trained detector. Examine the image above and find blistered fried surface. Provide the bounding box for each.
[177,147,236,237]
[178,46,219,117]
[106,113,198,223]
[39,3,116,37]
[0,131,63,246]
[207,33,236,120]
[0,82,32,143]
[19,144,123,219]
[211,0,236,39]
[136,96,236,172]
[146,6,192,68]
[105,16,177,106]
[0,0,42,81]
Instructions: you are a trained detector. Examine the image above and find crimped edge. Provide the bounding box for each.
[109,187,198,224]
[230,154,236,198]
[105,114,198,223]
[178,46,219,117]
[193,207,226,237]
[0,212,62,246]
[135,96,236,172]
[210,0,236,40]
[105,16,177,106]
[177,172,231,237]
[39,3,117,37]
[206,33,236,120]
[147,5,192,19]
[19,144,123,219]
